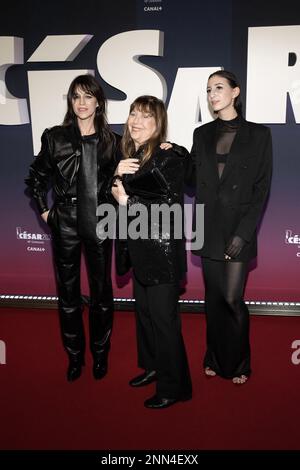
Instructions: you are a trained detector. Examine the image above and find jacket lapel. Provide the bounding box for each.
[203,120,220,186]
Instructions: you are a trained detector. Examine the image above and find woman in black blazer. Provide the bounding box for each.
[112,95,192,408]
[187,70,272,384]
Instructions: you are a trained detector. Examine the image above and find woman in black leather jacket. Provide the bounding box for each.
[112,95,192,409]
[25,75,119,382]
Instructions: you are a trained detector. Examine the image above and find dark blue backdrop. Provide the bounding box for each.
[0,0,299,303]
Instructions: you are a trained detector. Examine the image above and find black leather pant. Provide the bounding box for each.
[49,203,114,362]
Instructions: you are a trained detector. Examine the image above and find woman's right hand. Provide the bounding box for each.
[111,180,129,206]
[115,158,139,177]
[41,210,50,223]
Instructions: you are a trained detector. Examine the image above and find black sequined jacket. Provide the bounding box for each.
[25,124,120,214]
[118,146,188,286]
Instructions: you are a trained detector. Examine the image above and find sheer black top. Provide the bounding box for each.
[215,115,240,178]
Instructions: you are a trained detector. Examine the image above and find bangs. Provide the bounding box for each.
[74,83,95,96]
[130,101,155,116]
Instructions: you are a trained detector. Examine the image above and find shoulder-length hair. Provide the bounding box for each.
[208,70,243,116]
[63,74,114,146]
[121,95,167,165]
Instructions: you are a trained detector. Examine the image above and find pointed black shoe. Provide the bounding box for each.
[92,348,109,380]
[93,360,108,380]
[144,394,192,409]
[67,360,84,382]
[129,370,157,387]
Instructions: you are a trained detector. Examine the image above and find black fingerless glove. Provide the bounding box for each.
[224,235,246,258]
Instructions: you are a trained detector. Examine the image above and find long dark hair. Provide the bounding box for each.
[63,74,114,146]
[121,95,167,165]
[208,70,243,115]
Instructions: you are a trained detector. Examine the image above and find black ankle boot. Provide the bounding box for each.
[92,351,109,380]
[67,358,84,382]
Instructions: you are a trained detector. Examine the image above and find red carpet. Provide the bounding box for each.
[0,308,300,450]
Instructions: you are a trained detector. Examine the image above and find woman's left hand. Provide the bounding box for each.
[160,142,172,150]
[224,236,246,259]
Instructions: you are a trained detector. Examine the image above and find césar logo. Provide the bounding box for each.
[16,227,51,241]
[285,230,300,245]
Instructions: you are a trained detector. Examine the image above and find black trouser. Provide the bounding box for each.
[50,203,114,362]
[201,257,251,378]
[133,276,192,399]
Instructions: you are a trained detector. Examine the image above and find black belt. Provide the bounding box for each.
[56,197,77,205]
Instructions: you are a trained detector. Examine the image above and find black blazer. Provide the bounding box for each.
[186,117,272,261]
[117,147,187,285]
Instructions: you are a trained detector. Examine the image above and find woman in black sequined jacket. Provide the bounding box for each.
[112,95,192,409]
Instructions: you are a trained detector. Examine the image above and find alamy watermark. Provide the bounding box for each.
[291,340,300,365]
[0,340,6,365]
[96,202,204,251]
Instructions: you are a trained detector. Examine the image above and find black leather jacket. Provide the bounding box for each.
[25,124,120,214]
